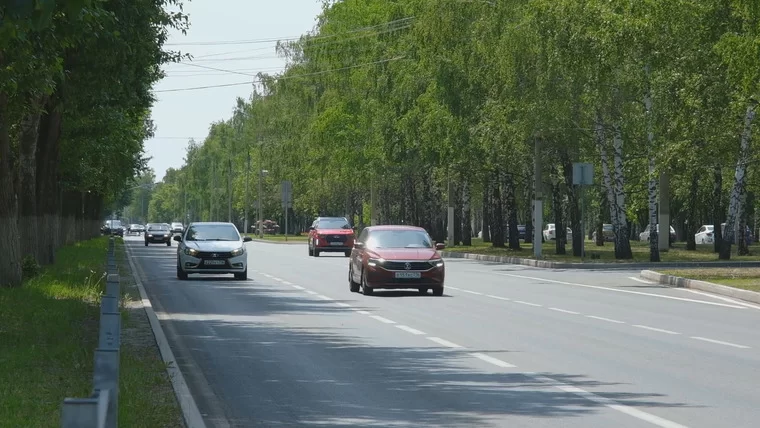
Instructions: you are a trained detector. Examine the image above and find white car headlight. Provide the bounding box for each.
[184,248,199,256]
[429,258,444,268]
[230,247,245,257]
[368,258,385,267]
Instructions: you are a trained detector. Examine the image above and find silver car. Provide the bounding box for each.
[174,222,253,280]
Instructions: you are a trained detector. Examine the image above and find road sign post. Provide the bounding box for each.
[281,181,293,242]
[572,163,594,261]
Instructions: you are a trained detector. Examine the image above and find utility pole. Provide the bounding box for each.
[227,150,233,223]
[244,148,251,235]
[447,172,455,245]
[211,162,216,221]
[533,137,543,257]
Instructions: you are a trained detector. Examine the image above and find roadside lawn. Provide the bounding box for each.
[659,268,760,293]
[246,233,308,242]
[0,236,182,428]
[448,238,760,263]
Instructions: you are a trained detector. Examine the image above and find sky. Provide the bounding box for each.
[146,0,325,181]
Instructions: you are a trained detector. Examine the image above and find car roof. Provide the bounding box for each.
[316,217,348,221]
[364,225,427,232]
[188,222,236,226]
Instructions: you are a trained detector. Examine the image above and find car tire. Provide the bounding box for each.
[344,250,351,257]
[418,288,428,295]
[234,269,248,281]
[314,249,320,257]
[166,241,171,247]
[361,270,373,295]
[432,287,444,296]
[144,241,148,247]
[177,264,188,280]
[349,265,360,293]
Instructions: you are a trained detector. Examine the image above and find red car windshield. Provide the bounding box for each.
[367,230,433,249]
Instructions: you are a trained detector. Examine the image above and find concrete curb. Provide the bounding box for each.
[249,238,307,245]
[640,270,760,305]
[123,241,207,428]
[441,250,760,271]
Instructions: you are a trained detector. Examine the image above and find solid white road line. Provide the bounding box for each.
[369,315,396,324]
[495,272,746,309]
[530,374,688,428]
[470,353,516,368]
[679,288,760,310]
[586,315,625,324]
[629,276,655,284]
[427,337,463,348]
[485,294,511,301]
[460,289,484,296]
[514,300,542,307]
[395,325,426,335]
[292,285,305,290]
[281,280,293,285]
[334,302,352,308]
[549,307,580,315]
[633,325,681,335]
[690,336,751,349]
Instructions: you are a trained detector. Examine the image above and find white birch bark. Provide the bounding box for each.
[596,114,617,228]
[644,67,659,261]
[724,104,756,246]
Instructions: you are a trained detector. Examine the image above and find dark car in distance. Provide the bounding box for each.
[145,223,172,246]
[101,220,124,237]
[308,216,355,257]
[348,225,446,296]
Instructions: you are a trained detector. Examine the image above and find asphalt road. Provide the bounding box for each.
[125,234,760,428]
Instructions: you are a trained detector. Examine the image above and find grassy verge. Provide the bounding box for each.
[447,238,760,263]
[0,236,182,428]
[246,233,308,242]
[659,268,760,293]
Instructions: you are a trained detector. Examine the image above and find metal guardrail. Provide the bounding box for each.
[61,237,121,428]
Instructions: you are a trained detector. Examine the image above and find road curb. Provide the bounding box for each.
[640,270,760,305]
[123,241,208,428]
[441,250,760,271]
[250,238,307,245]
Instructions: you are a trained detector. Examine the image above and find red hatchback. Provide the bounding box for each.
[308,217,355,257]
[348,225,446,296]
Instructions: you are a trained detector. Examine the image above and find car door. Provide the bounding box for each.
[351,229,369,281]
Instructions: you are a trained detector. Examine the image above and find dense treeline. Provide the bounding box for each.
[0,0,187,286]
[149,0,760,262]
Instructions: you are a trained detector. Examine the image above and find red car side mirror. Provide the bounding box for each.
[435,243,446,250]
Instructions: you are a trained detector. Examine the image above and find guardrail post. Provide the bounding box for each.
[105,273,120,299]
[93,349,120,428]
[61,397,99,428]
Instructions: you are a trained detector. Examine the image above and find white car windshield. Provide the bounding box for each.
[185,224,241,241]
[367,230,433,249]
[147,224,169,231]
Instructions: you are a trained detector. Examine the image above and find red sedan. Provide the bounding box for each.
[348,225,446,296]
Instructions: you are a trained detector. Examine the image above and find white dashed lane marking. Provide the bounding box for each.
[586,315,625,324]
[427,337,463,348]
[633,325,680,335]
[470,353,516,368]
[514,300,542,307]
[395,325,426,335]
[550,307,580,315]
[369,315,396,324]
[691,336,751,349]
[334,302,352,308]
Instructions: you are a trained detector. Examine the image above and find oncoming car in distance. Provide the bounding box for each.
[308,216,355,257]
[174,222,253,280]
[144,223,172,246]
[348,225,446,296]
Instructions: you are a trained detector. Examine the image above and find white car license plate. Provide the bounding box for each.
[204,260,226,265]
[330,242,343,246]
[395,271,421,279]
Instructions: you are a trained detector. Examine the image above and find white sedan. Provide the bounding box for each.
[695,225,714,244]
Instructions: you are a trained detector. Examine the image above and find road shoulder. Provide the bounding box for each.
[640,269,760,306]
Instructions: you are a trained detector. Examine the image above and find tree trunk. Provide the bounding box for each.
[490,171,505,248]
[0,90,22,286]
[453,181,462,246]
[712,165,723,253]
[482,177,491,243]
[721,103,756,260]
[686,172,699,251]
[738,192,749,256]
[648,155,660,262]
[610,120,633,259]
[506,174,520,250]
[524,178,533,244]
[18,101,44,262]
[36,98,63,265]
[561,152,581,256]
[551,173,566,255]
[462,179,472,246]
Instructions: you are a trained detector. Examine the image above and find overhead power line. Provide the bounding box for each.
[153,56,406,93]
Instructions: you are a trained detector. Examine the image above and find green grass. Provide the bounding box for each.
[0,236,182,428]
[246,233,308,242]
[447,238,760,263]
[659,268,760,293]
